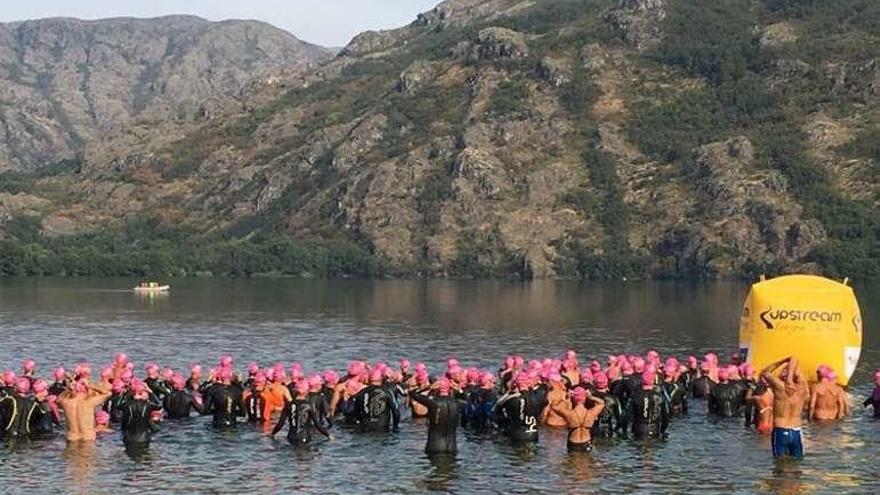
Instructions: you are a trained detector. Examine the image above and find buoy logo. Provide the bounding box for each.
[759,307,842,330]
[760,307,774,330]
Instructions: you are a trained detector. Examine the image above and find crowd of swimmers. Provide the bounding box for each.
[1,350,878,461]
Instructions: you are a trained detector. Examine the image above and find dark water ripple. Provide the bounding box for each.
[0,278,879,494]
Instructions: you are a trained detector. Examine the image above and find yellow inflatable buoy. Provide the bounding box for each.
[739,275,862,386]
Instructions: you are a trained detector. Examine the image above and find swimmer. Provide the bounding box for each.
[552,387,604,453]
[541,373,570,428]
[691,361,713,399]
[747,377,774,435]
[661,360,688,416]
[28,379,60,438]
[95,411,113,435]
[104,379,129,424]
[410,378,466,454]
[164,374,202,420]
[241,372,268,423]
[202,368,245,429]
[0,379,34,438]
[351,369,400,432]
[271,380,329,447]
[761,357,808,460]
[57,378,111,442]
[408,370,431,419]
[120,380,161,446]
[186,365,203,393]
[709,367,743,417]
[809,366,846,421]
[591,372,623,438]
[306,374,332,428]
[629,371,669,440]
[493,373,546,443]
[49,367,69,396]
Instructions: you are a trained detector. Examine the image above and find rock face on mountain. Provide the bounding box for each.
[0,16,332,171]
[2,0,880,279]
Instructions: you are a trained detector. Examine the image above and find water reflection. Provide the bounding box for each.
[63,442,97,491]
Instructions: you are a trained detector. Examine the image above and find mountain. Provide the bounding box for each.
[2,0,880,280]
[0,15,332,171]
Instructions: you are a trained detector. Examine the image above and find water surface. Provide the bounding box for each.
[0,278,878,494]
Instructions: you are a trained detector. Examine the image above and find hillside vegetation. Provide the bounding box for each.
[1,0,879,279]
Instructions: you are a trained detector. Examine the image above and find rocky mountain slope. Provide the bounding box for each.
[2,0,879,279]
[0,15,332,171]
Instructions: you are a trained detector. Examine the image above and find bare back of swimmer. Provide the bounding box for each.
[58,380,111,442]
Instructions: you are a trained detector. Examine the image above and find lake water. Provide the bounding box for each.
[0,278,878,494]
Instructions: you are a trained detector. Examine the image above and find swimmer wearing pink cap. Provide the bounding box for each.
[120,379,161,446]
[56,375,111,442]
[542,372,569,428]
[271,377,330,447]
[550,386,603,452]
[865,370,880,419]
[409,377,465,454]
[628,370,669,439]
[809,364,847,422]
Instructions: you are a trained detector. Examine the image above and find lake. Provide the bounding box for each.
[0,278,878,494]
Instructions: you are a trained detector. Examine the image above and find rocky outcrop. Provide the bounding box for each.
[476,27,528,60]
[0,16,331,171]
[604,0,666,51]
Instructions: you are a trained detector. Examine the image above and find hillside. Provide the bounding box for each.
[1,0,879,280]
[0,15,332,171]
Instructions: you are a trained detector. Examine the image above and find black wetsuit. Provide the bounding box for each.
[27,399,58,437]
[0,395,36,438]
[411,393,466,454]
[494,389,546,443]
[164,390,200,419]
[145,377,171,402]
[709,382,744,417]
[120,399,160,445]
[864,387,880,419]
[272,398,328,446]
[692,376,712,399]
[103,392,129,424]
[463,388,497,430]
[48,380,67,397]
[243,390,267,423]
[186,377,201,393]
[661,380,689,417]
[610,377,632,433]
[307,391,332,428]
[741,379,759,427]
[352,384,400,433]
[202,383,244,428]
[591,390,623,438]
[630,388,669,439]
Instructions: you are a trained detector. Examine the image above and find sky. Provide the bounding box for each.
[0,0,443,47]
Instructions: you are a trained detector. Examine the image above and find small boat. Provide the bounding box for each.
[133,284,170,293]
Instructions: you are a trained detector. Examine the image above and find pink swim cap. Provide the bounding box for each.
[115,353,128,365]
[369,368,384,384]
[466,368,482,385]
[621,361,634,375]
[513,355,524,368]
[504,356,515,369]
[740,364,755,379]
[514,372,531,390]
[436,377,452,395]
[191,364,203,375]
[220,355,233,367]
[641,371,654,389]
[571,386,587,403]
[687,356,698,367]
[345,379,362,396]
[309,374,323,388]
[161,368,174,381]
[565,349,577,361]
[718,367,730,381]
[416,370,429,386]
[399,359,411,371]
[95,411,110,425]
[54,367,66,381]
[589,361,602,373]
[446,358,459,370]
[171,374,186,390]
[414,362,427,372]
[700,361,711,371]
[295,380,310,396]
[480,372,496,387]
[633,358,645,373]
[111,379,126,394]
[73,380,88,395]
[253,372,267,387]
[121,369,133,382]
[664,366,676,378]
[594,372,609,389]
[101,367,113,380]
[22,359,35,372]
[323,370,340,386]
[2,370,16,385]
[32,379,48,395]
[75,363,92,378]
[705,353,718,364]
[548,372,563,384]
[644,364,657,377]
[606,367,621,381]
[347,361,366,377]
[130,379,146,395]
[580,369,594,384]
[219,368,233,382]
[607,355,618,366]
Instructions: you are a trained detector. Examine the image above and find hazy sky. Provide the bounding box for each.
[0,0,442,47]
